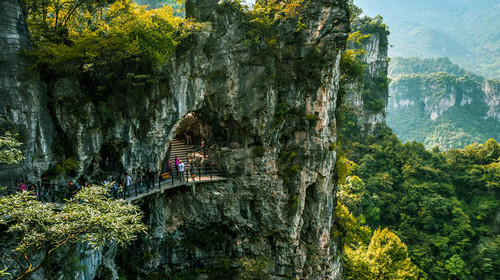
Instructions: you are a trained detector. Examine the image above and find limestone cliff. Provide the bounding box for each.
[0,0,349,279]
[340,16,390,134]
[0,0,57,184]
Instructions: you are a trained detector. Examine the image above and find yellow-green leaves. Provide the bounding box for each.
[0,185,146,279]
[27,0,207,73]
[0,132,24,165]
[342,227,421,280]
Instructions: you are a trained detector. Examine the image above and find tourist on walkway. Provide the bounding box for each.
[201,139,206,157]
[112,180,119,199]
[185,126,192,145]
[40,175,51,202]
[29,184,38,198]
[136,172,143,192]
[67,181,79,198]
[146,168,154,190]
[178,160,185,181]
[190,160,196,181]
[17,181,26,192]
[124,173,132,197]
[175,156,180,172]
[167,159,173,176]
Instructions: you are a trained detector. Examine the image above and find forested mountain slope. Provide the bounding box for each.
[386,58,500,150]
[340,128,500,280]
[337,11,500,280]
[354,0,500,80]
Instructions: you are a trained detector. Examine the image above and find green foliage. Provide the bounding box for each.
[305,114,319,126]
[335,203,420,280]
[46,157,79,177]
[0,132,24,165]
[290,194,300,210]
[135,0,183,10]
[0,185,147,280]
[0,268,11,280]
[238,256,272,280]
[251,146,265,157]
[25,0,207,78]
[277,149,300,185]
[339,123,500,279]
[345,228,420,280]
[333,202,371,248]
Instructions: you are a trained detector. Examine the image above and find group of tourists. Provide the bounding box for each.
[14,176,87,202]
[11,168,158,202]
[100,168,156,199]
[10,159,204,202]
[166,156,197,181]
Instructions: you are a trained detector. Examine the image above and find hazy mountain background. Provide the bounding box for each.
[354,0,500,80]
[354,0,500,149]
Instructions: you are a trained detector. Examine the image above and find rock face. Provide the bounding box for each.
[0,0,349,279]
[341,16,390,133]
[387,58,500,150]
[0,0,57,184]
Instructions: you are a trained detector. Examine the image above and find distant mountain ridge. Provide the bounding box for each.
[354,0,500,79]
[387,57,500,150]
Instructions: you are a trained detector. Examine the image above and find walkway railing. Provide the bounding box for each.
[1,182,81,203]
[123,166,226,200]
[1,166,226,202]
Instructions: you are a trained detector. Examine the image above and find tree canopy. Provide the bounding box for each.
[0,186,147,280]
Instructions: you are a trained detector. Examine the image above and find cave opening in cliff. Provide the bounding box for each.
[162,111,217,171]
[174,112,213,147]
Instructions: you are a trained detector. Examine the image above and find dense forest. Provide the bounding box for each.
[337,125,500,279]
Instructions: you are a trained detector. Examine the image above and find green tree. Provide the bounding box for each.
[0,186,147,280]
[344,228,420,280]
[0,133,23,165]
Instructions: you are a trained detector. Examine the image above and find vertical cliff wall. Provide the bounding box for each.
[0,0,350,278]
[0,0,57,183]
[340,16,390,134]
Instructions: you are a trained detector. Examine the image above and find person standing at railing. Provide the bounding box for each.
[175,156,180,172]
[124,173,132,197]
[146,168,154,190]
[28,184,38,198]
[40,175,50,202]
[17,180,26,192]
[178,160,185,181]
[68,181,79,198]
[167,159,173,177]
[112,180,119,199]
[201,139,206,158]
[136,172,144,192]
[190,160,196,181]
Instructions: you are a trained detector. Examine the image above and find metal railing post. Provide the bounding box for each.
[210,166,213,180]
[199,167,201,181]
